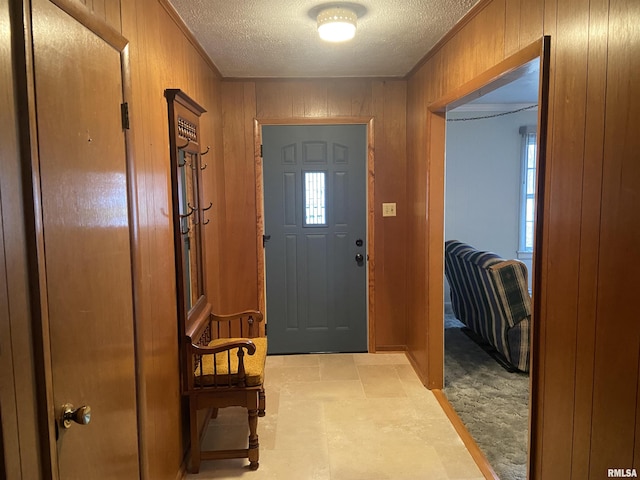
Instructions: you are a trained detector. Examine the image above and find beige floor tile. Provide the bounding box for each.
[328,439,450,480]
[394,364,433,397]
[201,420,249,453]
[274,401,327,451]
[318,354,360,381]
[281,353,320,367]
[252,447,331,480]
[357,364,407,398]
[257,412,278,451]
[435,444,487,479]
[263,387,280,415]
[265,355,285,367]
[279,380,365,403]
[188,448,331,480]
[324,397,420,429]
[263,365,320,384]
[352,352,409,365]
[187,353,485,480]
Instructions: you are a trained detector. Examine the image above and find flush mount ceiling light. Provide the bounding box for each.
[317,7,357,42]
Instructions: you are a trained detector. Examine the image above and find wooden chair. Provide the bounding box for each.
[184,308,267,473]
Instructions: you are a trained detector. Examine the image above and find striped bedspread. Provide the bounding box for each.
[444,240,531,372]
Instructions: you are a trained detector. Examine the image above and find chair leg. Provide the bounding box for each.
[189,398,201,474]
[247,408,260,470]
[258,387,266,417]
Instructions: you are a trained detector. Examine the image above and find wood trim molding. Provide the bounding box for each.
[423,38,546,390]
[223,76,404,83]
[254,117,376,351]
[121,43,149,480]
[527,35,551,480]
[429,39,543,112]
[375,345,408,352]
[255,117,373,125]
[49,0,128,50]
[254,119,266,327]
[425,110,445,389]
[366,118,376,353]
[18,1,59,474]
[432,389,499,480]
[419,37,551,478]
[157,0,222,77]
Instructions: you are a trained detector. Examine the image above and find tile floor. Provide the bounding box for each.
[186,353,484,480]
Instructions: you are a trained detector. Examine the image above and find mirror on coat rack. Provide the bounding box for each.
[165,89,209,330]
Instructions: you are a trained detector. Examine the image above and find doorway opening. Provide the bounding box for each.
[427,38,550,480]
[443,57,539,480]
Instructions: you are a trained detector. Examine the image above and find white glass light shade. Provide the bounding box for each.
[317,7,357,42]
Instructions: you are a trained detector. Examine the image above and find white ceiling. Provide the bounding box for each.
[167,0,479,78]
[452,58,540,111]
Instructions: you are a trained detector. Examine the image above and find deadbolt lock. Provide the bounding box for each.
[60,403,91,429]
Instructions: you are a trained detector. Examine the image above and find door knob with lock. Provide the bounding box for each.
[355,253,364,265]
[59,403,92,429]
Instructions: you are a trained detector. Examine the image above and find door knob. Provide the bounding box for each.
[355,253,364,264]
[60,403,91,429]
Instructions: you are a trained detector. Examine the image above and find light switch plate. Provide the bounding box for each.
[382,202,397,217]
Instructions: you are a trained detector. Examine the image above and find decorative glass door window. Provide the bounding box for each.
[303,171,327,226]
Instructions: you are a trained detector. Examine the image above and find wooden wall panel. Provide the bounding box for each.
[371,80,408,349]
[538,1,590,478]
[223,78,407,350]
[570,0,609,476]
[504,0,521,56]
[1,8,21,478]
[438,0,505,95]
[406,0,640,477]
[519,0,544,48]
[588,0,640,475]
[327,78,372,117]
[64,0,122,32]
[120,0,223,478]
[220,81,260,313]
[504,0,545,56]
[405,67,430,383]
[0,3,44,479]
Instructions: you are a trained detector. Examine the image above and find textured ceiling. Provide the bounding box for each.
[167,0,479,78]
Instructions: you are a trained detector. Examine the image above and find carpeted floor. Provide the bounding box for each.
[444,314,529,480]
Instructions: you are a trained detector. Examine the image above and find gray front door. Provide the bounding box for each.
[263,124,367,354]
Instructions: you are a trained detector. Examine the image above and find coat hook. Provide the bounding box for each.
[179,203,197,218]
[202,202,213,225]
[199,146,210,170]
[179,156,196,170]
[177,139,190,150]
